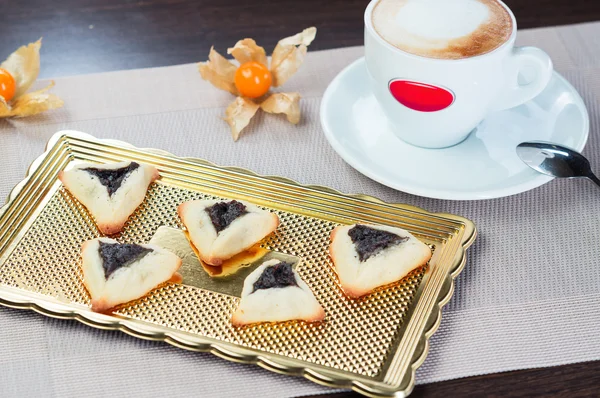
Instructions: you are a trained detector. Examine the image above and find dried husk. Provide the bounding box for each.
[260,92,300,124]
[3,82,64,118]
[270,27,316,87]
[224,96,260,141]
[198,47,239,95]
[227,39,268,67]
[0,39,64,118]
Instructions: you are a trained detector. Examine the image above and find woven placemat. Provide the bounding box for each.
[1,21,599,397]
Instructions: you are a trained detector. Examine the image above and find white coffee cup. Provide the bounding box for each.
[364,0,553,149]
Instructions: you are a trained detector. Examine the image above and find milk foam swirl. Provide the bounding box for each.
[372,0,513,59]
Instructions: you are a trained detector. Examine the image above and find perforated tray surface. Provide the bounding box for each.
[0,131,476,397]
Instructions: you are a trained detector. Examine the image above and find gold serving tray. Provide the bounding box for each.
[0,131,476,397]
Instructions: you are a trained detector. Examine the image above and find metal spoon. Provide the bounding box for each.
[516,141,600,189]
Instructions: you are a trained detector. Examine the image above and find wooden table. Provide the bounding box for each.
[2,0,600,396]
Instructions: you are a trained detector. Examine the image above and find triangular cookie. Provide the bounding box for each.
[59,161,160,235]
[329,223,432,298]
[178,199,279,266]
[81,237,182,312]
[231,259,325,326]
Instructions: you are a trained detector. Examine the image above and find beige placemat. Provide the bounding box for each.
[1,21,600,398]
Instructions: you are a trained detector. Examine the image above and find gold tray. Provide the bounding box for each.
[0,131,476,397]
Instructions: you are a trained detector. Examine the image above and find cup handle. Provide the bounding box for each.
[491,46,553,111]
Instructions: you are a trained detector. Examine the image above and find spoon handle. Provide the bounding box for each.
[587,173,600,190]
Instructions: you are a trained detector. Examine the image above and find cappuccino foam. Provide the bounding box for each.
[371,0,513,59]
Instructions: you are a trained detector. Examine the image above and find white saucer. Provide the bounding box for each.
[320,57,590,200]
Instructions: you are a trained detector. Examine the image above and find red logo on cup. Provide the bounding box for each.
[388,80,454,112]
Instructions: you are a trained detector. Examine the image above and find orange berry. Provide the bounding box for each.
[234,61,272,98]
[0,68,16,101]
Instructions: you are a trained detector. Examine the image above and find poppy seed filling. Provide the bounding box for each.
[83,162,140,197]
[206,200,247,233]
[252,262,298,293]
[98,241,153,279]
[348,225,408,262]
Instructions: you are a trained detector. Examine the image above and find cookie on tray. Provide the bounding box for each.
[177,199,279,266]
[231,259,325,326]
[81,237,182,313]
[329,224,432,298]
[59,161,159,235]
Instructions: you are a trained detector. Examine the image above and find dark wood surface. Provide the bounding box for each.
[311,361,600,398]
[1,0,600,397]
[1,0,600,78]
